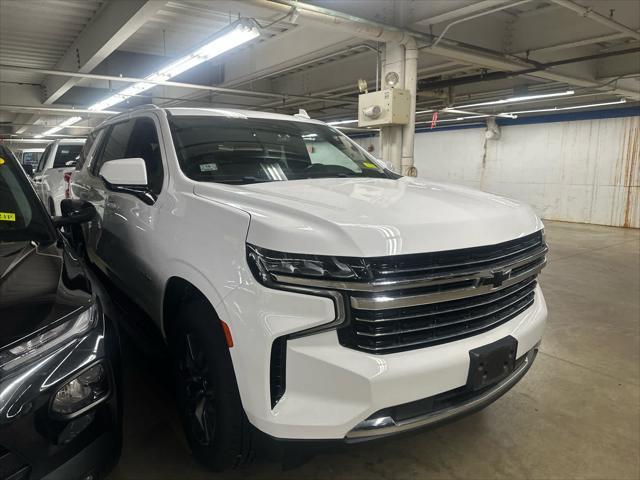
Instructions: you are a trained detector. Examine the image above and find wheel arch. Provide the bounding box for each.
[161,275,226,340]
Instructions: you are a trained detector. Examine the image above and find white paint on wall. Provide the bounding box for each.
[356,116,638,228]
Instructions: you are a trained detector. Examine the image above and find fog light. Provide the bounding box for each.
[52,364,108,415]
[58,412,95,445]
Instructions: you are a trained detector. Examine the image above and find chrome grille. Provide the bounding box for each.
[338,231,547,354]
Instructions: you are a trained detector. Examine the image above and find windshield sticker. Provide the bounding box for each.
[199,163,218,172]
[362,162,378,169]
[0,157,5,165]
[0,212,16,222]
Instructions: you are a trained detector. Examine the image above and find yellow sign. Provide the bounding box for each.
[0,157,5,165]
[0,212,16,222]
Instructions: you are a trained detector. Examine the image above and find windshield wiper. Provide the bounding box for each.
[218,176,272,184]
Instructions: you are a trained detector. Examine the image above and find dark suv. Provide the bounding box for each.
[0,145,121,480]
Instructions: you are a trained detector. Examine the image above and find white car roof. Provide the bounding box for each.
[166,107,325,125]
[95,106,328,131]
[54,138,86,145]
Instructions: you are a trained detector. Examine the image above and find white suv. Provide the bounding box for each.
[34,138,86,215]
[71,105,547,470]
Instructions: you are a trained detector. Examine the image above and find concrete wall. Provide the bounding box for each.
[353,115,639,228]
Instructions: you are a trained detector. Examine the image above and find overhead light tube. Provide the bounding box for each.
[42,116,83,136]
[508,98,626,114]
[458,90,575,109]
[38,19,261,134]
[88,19,260,112]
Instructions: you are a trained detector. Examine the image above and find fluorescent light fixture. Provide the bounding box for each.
[88,19,260,112]
[42,116,83,136]
[33,134,43,139]
[440,115,489,122]
[508,98,627,115]
[440,108,518,120]
[415,109,435,115]
[458,90,574,109]
[327,119,358,126]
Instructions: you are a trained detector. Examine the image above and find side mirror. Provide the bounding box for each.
[99,158,148,186]
[22,163,34,177]
[99,157,156,205]
[52,199,96,228]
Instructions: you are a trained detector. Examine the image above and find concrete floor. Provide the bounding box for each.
[107,221,640,480]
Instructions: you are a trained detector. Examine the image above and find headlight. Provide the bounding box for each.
[51,363,109,415]
[246,244,367,286]
[0,304,99,373]
[246,244,351,337]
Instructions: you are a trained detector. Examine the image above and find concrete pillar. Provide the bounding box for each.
[380,41,404,173]
[401,37,417,176]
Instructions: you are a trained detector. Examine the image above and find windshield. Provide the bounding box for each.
[53,143,84,168]
[169,116,391,184]
[0,147,55,244]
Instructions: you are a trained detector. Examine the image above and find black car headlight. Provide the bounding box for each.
[0,304,100,373]
[246,244,367,286]
[51,362,109,416]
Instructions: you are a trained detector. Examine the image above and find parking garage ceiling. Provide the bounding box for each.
[0,0,638,142]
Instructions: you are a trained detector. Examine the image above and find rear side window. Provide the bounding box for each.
[92,120,134,175]
[53,144,84,168]
[77,132,95,170]
[35,145,51,173]
[77,129,105,171]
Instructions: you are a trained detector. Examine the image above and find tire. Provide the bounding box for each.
[168,299,252,471]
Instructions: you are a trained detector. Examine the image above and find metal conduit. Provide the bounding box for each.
[0,64,358,106]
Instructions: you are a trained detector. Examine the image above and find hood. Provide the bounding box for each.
[0,240,91,349]
[193,177,543,257]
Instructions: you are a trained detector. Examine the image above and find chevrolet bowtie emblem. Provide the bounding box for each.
[491,269,512,288]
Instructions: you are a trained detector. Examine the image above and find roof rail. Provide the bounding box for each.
[123,103,163,113]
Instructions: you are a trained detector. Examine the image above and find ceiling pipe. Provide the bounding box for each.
[0,105,119,115]
[412,0,516,27]
[230,43,379,86]
[418,46,640,90]
[251,0,536,70]
[252,0,639,99]
[0,64,358,106]
[431,0,534,49]
[550,0,640,41]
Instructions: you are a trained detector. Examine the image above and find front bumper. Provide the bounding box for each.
[221,284,547,440]
[0,314,121,480]
[346,345,538,440]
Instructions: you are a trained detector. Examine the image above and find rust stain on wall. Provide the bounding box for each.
[620,117,639,228]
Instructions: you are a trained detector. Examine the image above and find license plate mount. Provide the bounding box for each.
[467,336,518,391]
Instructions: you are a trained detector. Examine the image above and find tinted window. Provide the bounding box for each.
[77,132,94,170]
[126,118,164,195]
[77,130,104,170]
[0,146,54,244]
[36,145,51,173]
[169,116,390,184]
[93,120,134,175]
[53,143,84,168]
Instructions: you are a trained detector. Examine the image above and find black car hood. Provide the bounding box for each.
[0,240,92,350]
